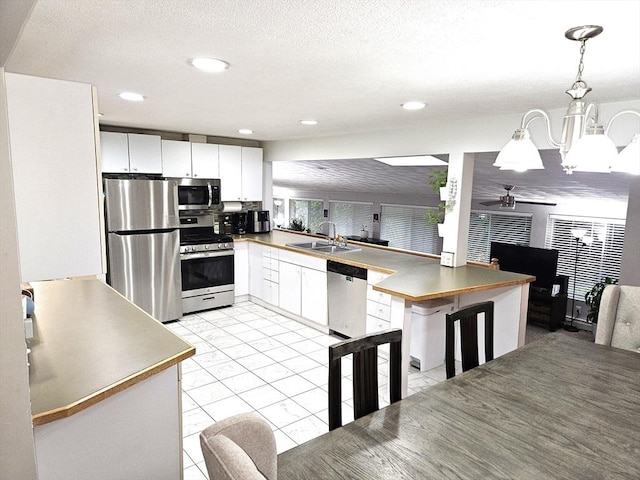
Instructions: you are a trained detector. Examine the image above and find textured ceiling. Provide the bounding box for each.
[4,0,639,142]
[272,150,634,205]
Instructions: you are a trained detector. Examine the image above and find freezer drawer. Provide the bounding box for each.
[108,230,182,322]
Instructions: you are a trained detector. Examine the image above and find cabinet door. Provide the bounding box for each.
[128,133,162,174]
[241,147,263,201]
[6,73,104,281]
[278,261,301,316]
[248,243,263,299]
[191,143,219,179]
[301,267,328,325]
[101,131,129,173]
[218,145,242,201]
[234,242,249,296]
[161,140,192,178]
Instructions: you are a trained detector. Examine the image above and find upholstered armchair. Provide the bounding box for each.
[200,413,277,480]
[594,285,640,353]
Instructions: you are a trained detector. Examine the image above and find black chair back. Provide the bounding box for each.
[328,329,402,431]
[445,301,494,379]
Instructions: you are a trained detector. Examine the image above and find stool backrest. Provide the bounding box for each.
[445,301,494,379]
[328,329,402,431]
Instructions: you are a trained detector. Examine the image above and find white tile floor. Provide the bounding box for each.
[165,301,448,480]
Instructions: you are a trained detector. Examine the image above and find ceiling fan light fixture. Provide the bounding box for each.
[497,25,639,175]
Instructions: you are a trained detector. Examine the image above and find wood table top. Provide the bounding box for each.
[278,333,640,479]
[28,279,195,426]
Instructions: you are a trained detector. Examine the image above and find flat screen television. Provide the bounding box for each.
[489,242,559,292]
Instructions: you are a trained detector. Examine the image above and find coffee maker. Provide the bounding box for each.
[247,210,271,233]
[231,212,248,234]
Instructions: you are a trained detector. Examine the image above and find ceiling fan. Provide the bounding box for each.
[480,185,557,208]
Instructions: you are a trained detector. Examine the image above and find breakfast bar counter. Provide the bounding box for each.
[235,229,534,301]
[28,278,195,480]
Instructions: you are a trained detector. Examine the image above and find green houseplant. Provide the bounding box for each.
[424,169,450,226]
[584,276,618,323]
[288,218,307,232]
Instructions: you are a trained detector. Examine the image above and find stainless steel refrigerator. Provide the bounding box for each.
[104,178,182,322]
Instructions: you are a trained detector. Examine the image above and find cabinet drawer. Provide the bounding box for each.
[366,299,391,320]
[262,268,279,283]
[366,285,391,306]
[263,247,280,259]
[368,270,389,285]
[262,256,279,271]
[366,315,390,334]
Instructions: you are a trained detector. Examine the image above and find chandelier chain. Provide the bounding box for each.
[574,40,587,86]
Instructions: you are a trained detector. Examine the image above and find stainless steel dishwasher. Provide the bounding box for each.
[327,260,368,337]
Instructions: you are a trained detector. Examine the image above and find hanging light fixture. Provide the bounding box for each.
[494,25,640,175]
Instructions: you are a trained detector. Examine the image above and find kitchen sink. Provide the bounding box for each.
[286,241,361,253]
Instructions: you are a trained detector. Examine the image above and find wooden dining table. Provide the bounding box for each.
[278,333,640,479]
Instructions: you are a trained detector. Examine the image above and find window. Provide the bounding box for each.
[329,201,373,238]
[467,211,533,263]
[289,198,324,232]
[545,215,625,300]
[380,204,440,254]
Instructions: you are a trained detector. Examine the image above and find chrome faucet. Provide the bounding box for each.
[317,221,337,244]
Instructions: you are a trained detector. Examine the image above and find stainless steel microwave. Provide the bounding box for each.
[176,178,221,210]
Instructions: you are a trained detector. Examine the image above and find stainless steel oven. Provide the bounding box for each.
[180,215,234,313]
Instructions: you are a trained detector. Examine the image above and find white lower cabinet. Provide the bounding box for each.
[234,242,249,297]
[301,267,328,326]
[366,272,392,333]
[261,246,280,306]
[279,261,302,315]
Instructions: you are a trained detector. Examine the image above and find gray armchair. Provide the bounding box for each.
[595,284,640,353]
[200,413,277,480]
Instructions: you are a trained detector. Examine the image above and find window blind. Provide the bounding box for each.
[329,201,373,238]
[544,215,625,300]
[467,211,533,263]
[380,204,440,254]
[289,198,324,233]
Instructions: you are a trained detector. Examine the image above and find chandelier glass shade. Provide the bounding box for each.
[496,26,640,175]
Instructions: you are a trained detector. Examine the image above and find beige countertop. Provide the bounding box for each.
[28,278,195,426]
[234,230,534,301]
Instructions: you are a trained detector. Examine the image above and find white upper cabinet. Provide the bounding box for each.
[128,133,162,173]
[218,145,263,202]
[191,143,219,179]
[6,73,104,281]
[101,132,162,174]
[219,145,243,201]
[241,147,263,202]
[161,140,192,177]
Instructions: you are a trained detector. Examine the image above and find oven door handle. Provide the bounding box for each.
[207,184,213,208]
[181,250,234,260]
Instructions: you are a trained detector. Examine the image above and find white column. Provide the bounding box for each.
[442,152,475,267]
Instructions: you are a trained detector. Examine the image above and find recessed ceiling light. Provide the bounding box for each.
[300,120,318,125]
[238,129,254,135]
[401,101,426,111]
[189,57,229,72]
[374,155,447,166]
[118,92,145,102]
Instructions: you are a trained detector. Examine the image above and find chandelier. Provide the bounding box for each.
[494,25,640,175]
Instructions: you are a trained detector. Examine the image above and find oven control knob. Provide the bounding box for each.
[224,243,231,249]
[204,245,209,250]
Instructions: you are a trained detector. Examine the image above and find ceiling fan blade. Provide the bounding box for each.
[480,200,503,206]
[517,200,557,206]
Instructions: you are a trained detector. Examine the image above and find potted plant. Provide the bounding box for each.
[288,218,307,232]
[585,276,618,324]
[423,169,452,234]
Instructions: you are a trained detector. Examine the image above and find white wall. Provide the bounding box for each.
[621,176,640,286]
[0,68,38,480]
